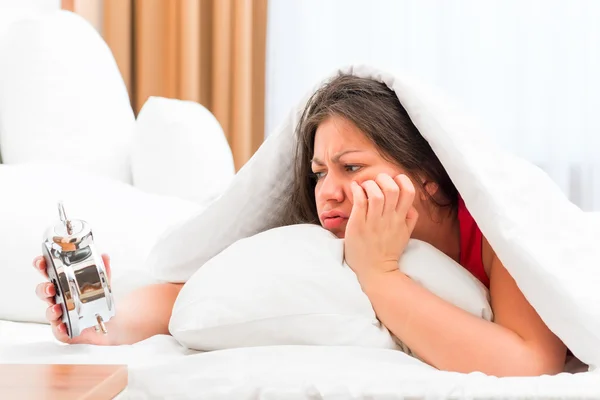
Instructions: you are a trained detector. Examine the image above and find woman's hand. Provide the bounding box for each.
[344,173,419,283]
[33,254,112,345]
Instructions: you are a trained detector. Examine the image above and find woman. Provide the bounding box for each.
[32,74,566,376]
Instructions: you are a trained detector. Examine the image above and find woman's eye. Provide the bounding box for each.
[345,165,361,173]
[312,171,326,180]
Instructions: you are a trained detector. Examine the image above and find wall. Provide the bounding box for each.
[265,0,600,210]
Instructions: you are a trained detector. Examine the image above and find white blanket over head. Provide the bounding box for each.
[147,65,600,370]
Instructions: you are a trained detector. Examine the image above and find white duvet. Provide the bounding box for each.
[1,321,598,399]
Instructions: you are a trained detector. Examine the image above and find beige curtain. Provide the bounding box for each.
[64,0,268,171]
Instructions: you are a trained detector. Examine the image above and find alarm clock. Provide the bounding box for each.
[42,202,114,338]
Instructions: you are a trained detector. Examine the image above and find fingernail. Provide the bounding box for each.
[46,285,52,296]
[35,260,41,269]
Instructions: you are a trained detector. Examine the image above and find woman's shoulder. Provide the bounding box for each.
[481,235,494,278]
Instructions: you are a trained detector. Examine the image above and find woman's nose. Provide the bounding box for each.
[319,174,345,202]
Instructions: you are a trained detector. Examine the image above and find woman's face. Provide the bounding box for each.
[312,115,414,238]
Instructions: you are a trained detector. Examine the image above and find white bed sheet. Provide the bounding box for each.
[128,347,600,400]
[0,320,195,365]
[1,321,598,399]
[0,320,195,399]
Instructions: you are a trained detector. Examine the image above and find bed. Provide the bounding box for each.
[1,320,598,399]
[1,11,599,400]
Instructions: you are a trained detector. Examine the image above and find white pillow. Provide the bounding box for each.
[0,163,201,323]
[146,111,298,282]
[169,224,492,352]
[0,11,134,183]
[131,97,235,207]
[0,4,55,39]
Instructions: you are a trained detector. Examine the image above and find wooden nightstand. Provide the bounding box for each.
[0,364,127,399]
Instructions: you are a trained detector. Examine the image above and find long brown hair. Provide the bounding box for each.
[282,73,457,225]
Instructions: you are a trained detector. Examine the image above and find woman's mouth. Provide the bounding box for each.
[322,216,348,230]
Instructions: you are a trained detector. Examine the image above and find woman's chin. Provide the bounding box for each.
[320,225,345,238]
[331,229,345,239]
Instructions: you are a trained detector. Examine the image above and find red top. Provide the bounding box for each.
[457,196,490,288]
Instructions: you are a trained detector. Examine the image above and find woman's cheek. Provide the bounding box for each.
[314,184,325,214]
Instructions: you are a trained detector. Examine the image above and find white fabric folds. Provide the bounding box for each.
[148,65,600,370]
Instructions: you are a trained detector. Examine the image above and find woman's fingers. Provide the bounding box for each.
[349,181,368,225]
[32,256,49,279]
[406,206,419,234]
[361,180,385,220]
[35,282,56,305]
[375,173,400,216]
[46,303,62,322]
[351,174,417,236]
[51,321,71,343]
[394,174,416,217]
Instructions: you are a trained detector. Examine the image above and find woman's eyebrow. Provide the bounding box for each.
[311,150,365,165]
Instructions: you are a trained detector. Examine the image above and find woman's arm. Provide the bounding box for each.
[360,255,567,376]
[102,282,184,345]
[343,173,566,376]
[44,281,183,346]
